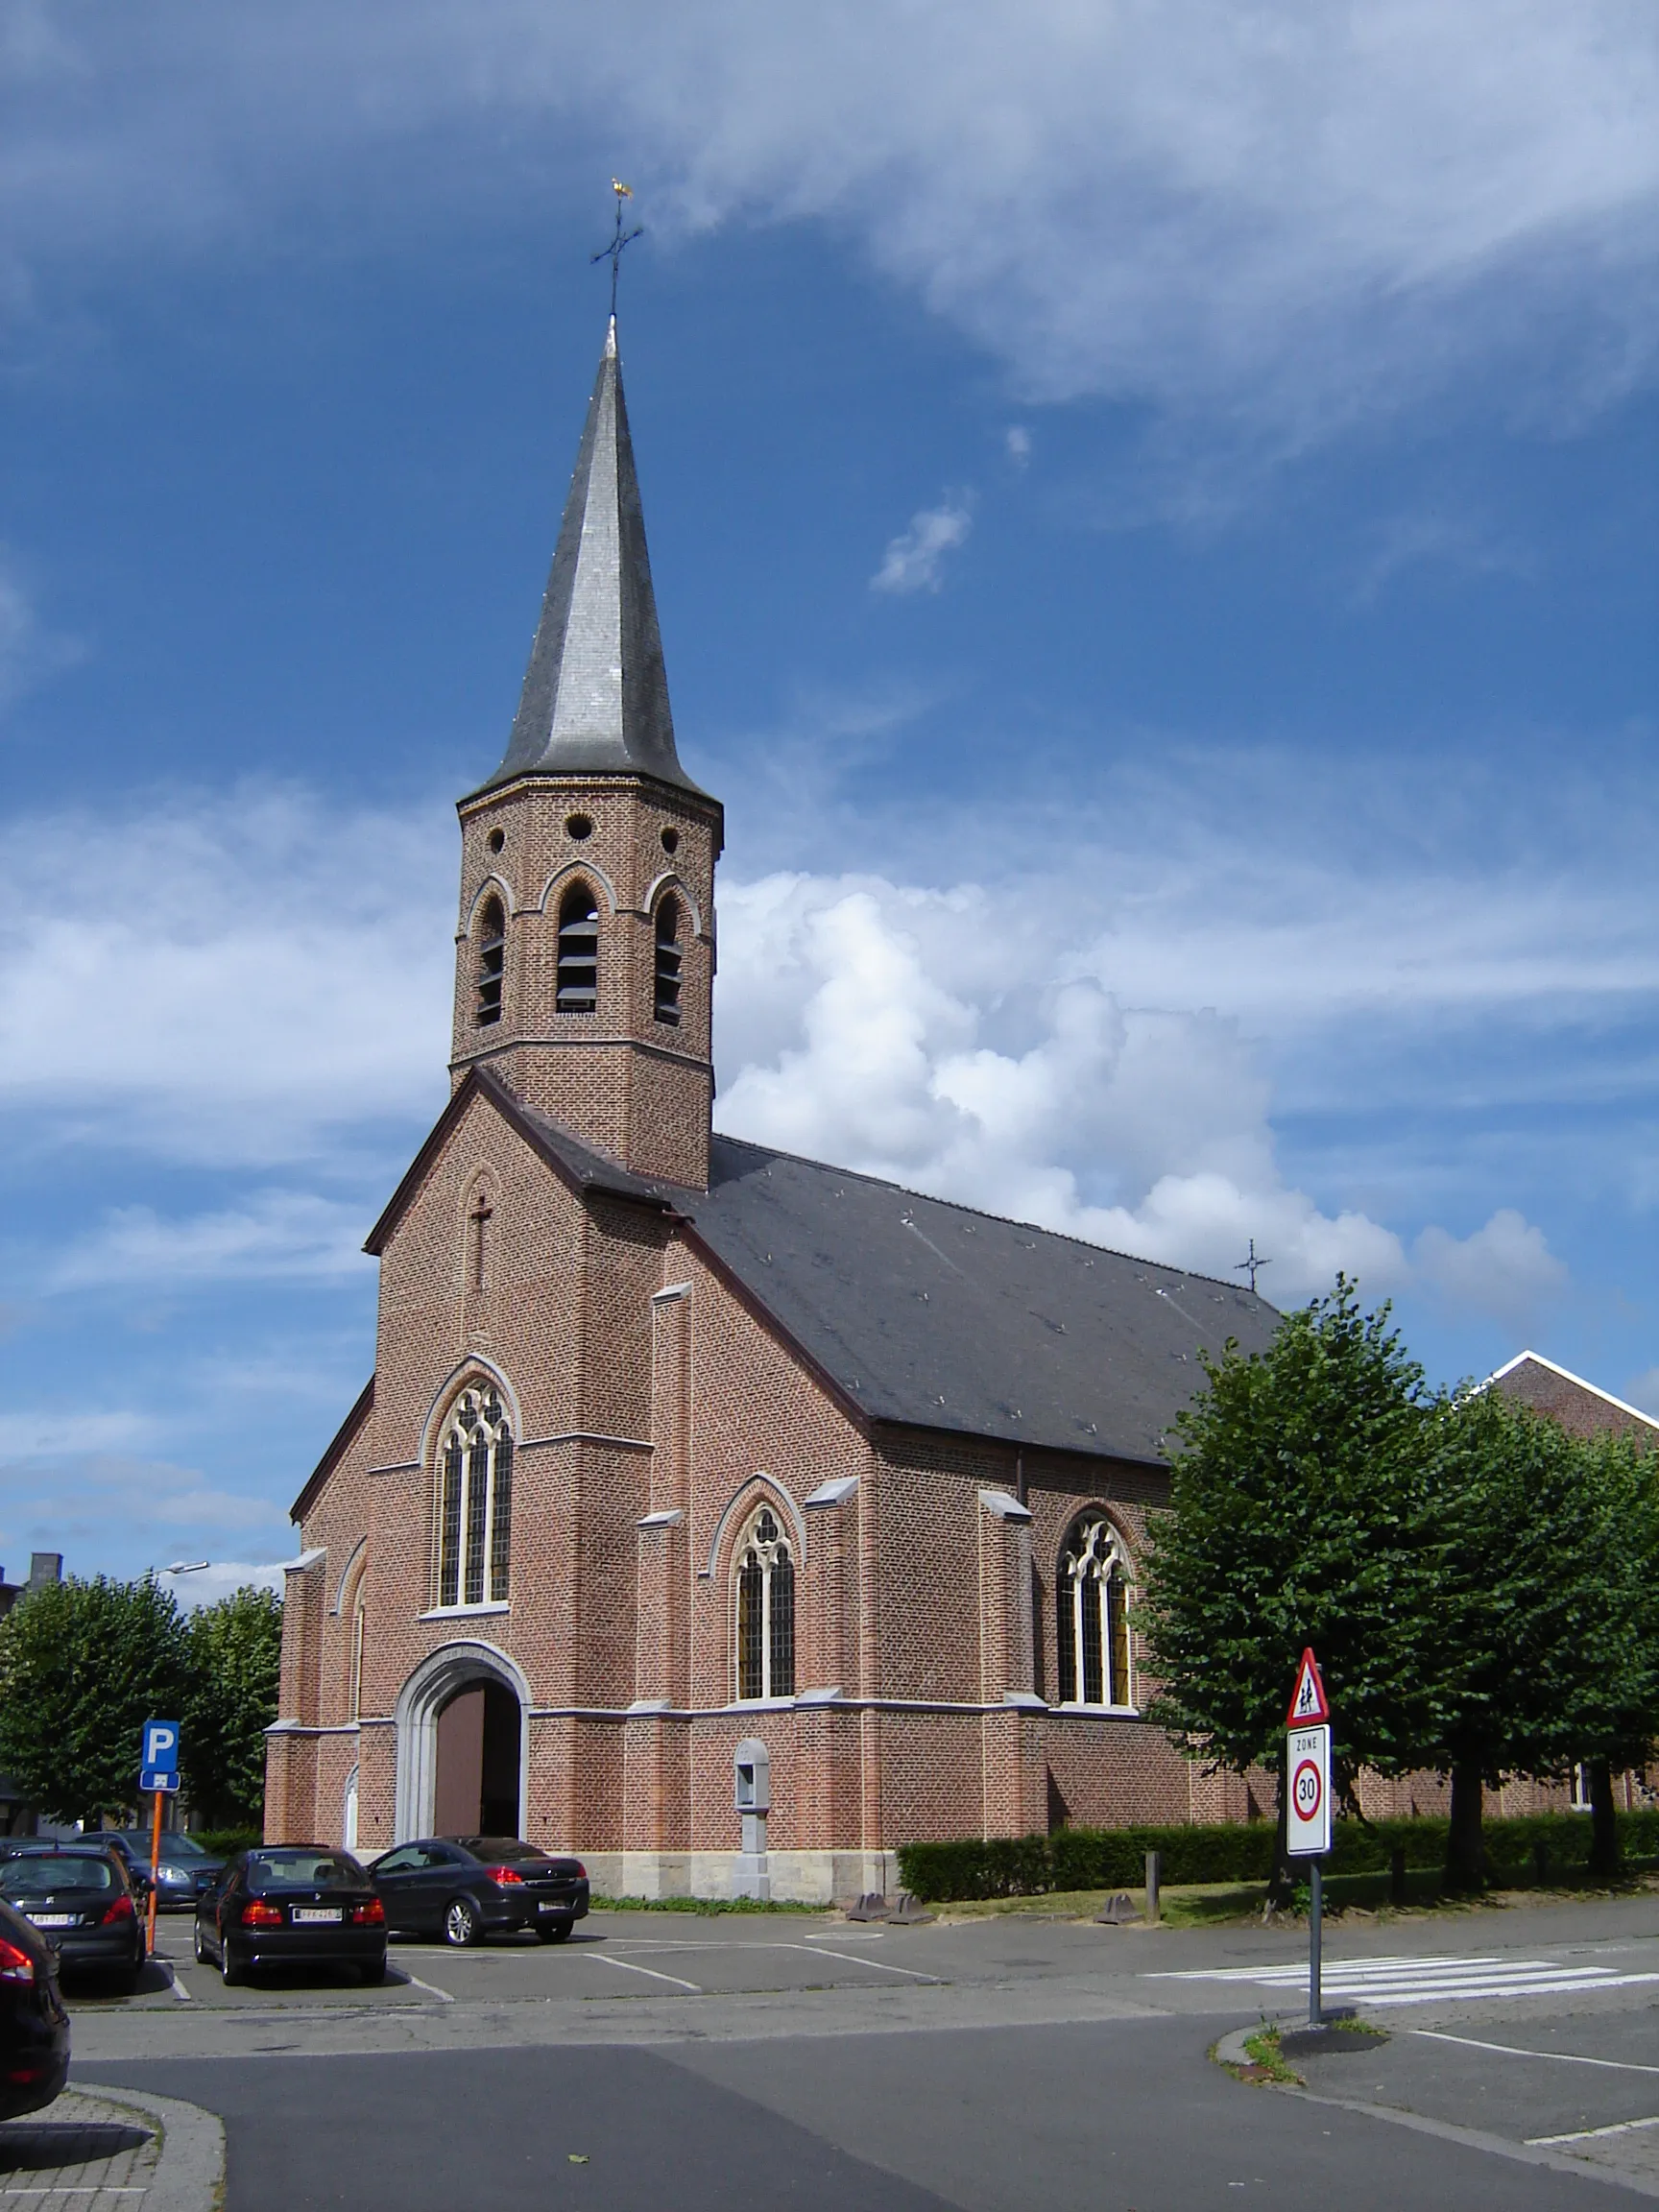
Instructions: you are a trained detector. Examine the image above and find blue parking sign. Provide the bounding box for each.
[140,1719,180,1774]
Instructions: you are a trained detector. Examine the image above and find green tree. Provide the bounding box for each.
[0,1575,189,1826]
[1141,1279,1442,1895]
[1423,1393,1659,1888]
[181,1586,282,1829]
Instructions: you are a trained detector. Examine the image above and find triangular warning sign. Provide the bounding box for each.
[1286,1647,1329,1725]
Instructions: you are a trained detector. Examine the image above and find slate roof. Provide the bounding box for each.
[688,1136,1280,1465]
[472,318,709,801]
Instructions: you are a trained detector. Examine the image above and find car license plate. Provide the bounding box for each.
[291,1908,342,1924]
[28,1913,76,1928]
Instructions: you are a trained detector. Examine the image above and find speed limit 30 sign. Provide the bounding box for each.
[1286,1722,1331,1855]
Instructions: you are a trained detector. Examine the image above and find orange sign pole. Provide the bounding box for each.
[146,1788,163,1958]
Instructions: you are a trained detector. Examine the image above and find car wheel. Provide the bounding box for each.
[360,1959,388,1985]
[193,1921,210,1964]
[220,1940,245,1987]
[537,1917,574,1943]
[443,1896,481,1947]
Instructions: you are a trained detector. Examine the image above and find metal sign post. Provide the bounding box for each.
[1285,1651,1331,2029]
[137,1719,181,1960]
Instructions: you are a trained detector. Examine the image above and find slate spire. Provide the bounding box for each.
[481,317,706,795]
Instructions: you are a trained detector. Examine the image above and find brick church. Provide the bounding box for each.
[266,317,1279,1900]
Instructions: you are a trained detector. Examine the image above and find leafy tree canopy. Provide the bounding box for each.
[181,1586,283,1829]
[0,1575,190,1826]
[1142,1277,1443,1806]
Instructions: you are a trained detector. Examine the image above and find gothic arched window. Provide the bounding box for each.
[654,896,682,1027]
[435,1387,514,1609]
[1056,1515,1133,1709]
[556,885,599,1013]
[734,1504,795,1701]
[475,896,506,1027]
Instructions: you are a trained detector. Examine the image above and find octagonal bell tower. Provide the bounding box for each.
[450,318,722,1190]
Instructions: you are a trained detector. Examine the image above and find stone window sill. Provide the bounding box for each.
[1054,1701,1141,1719]
[419,1600,511,1621]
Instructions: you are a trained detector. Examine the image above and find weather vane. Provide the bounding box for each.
[592,180,643,320]
[1235,1238,1271,1294]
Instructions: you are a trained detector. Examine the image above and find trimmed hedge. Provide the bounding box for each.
[896,1809,1659,1903]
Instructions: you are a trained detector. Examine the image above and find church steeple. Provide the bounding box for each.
[450,317,721,1191]
[477,318,708,799]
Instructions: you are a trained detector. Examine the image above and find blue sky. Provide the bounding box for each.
[1,0,1656,1597]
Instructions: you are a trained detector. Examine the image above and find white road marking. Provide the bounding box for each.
[1148,1954,1659,2008]
[1414,2029,1659,2076]
[773,1942,939,1983]
[165,1963,192,2001]
[805,1930,886,1941]
[400,1973,455,2004]
[582,1952,702,1993]
[1529,2115,1659,2146]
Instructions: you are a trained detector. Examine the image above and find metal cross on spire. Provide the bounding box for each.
[591,180,643,320]
[1235,1238,1272,1294]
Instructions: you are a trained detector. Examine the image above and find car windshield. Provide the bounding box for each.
[116,1832,211,1862]
[246,1851,371,1894]
[0,1856,115,1897]
[454,1838,542,1861]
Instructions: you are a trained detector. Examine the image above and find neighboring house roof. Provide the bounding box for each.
[356,1068,1280,1481]
[1486,1350,1659,1441]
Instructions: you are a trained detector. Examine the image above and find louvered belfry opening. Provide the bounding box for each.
[556,885,600,1012]
[654,896,682,1026]
[475,897,506,1027]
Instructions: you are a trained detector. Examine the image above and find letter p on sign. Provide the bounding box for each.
[142,1720,180,1773]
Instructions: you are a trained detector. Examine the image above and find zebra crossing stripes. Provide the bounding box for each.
[1146,1953,1659,2008]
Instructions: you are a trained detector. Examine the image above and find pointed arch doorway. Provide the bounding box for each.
[434,1679,521,1836]
[393,1643,532,1843]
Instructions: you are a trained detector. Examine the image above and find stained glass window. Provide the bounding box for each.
[733,1505,794,1701]
[1057,1516,1134,1708]
[434,1388,514,1610]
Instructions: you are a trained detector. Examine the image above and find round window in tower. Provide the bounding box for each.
[565,813,593,841]
[487,828,505,854]
[660,827,680,855]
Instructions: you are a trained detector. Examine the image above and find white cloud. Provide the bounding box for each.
[0,765,1644,1317]
[871,495,975,595]
[0,548,79,715]
[0,786,452,1165]
[1,1412,156,1460]
[1414,1207,1569,1331]
[1005,425,1032,467]
[6,2,1652,436]
[52,1192,373,1290]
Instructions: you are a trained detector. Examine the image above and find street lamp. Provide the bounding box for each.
[161,1562,210,1577]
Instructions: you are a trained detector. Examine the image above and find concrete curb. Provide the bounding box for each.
[74,2082,226,2212]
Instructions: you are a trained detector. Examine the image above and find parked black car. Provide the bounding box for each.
[109,1829,225,1910]
[370,1838,589,1945]
[193,1847,387,1984]
[0,1897,70,2118]
[0,1846,146,1991]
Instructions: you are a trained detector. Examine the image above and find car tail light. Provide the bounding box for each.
[349,1897,385,1926]
[574,1863,587,1879]
[6,2063,47,2084]
[101,1894,135,1926]
[241,1900,284,1929]
[484,1865,523,1885]
[0,1937,34,1985]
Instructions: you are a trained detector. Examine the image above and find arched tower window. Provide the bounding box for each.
[654,896,682,1027]
[556,885,600,1014]
[1056,1515,1133,1708]
[474,896,506,1027]
[435,1386,514,1609]
[734,1504,795,1701]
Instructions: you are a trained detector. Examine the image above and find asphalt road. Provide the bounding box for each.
[64,1896,1659,2207]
